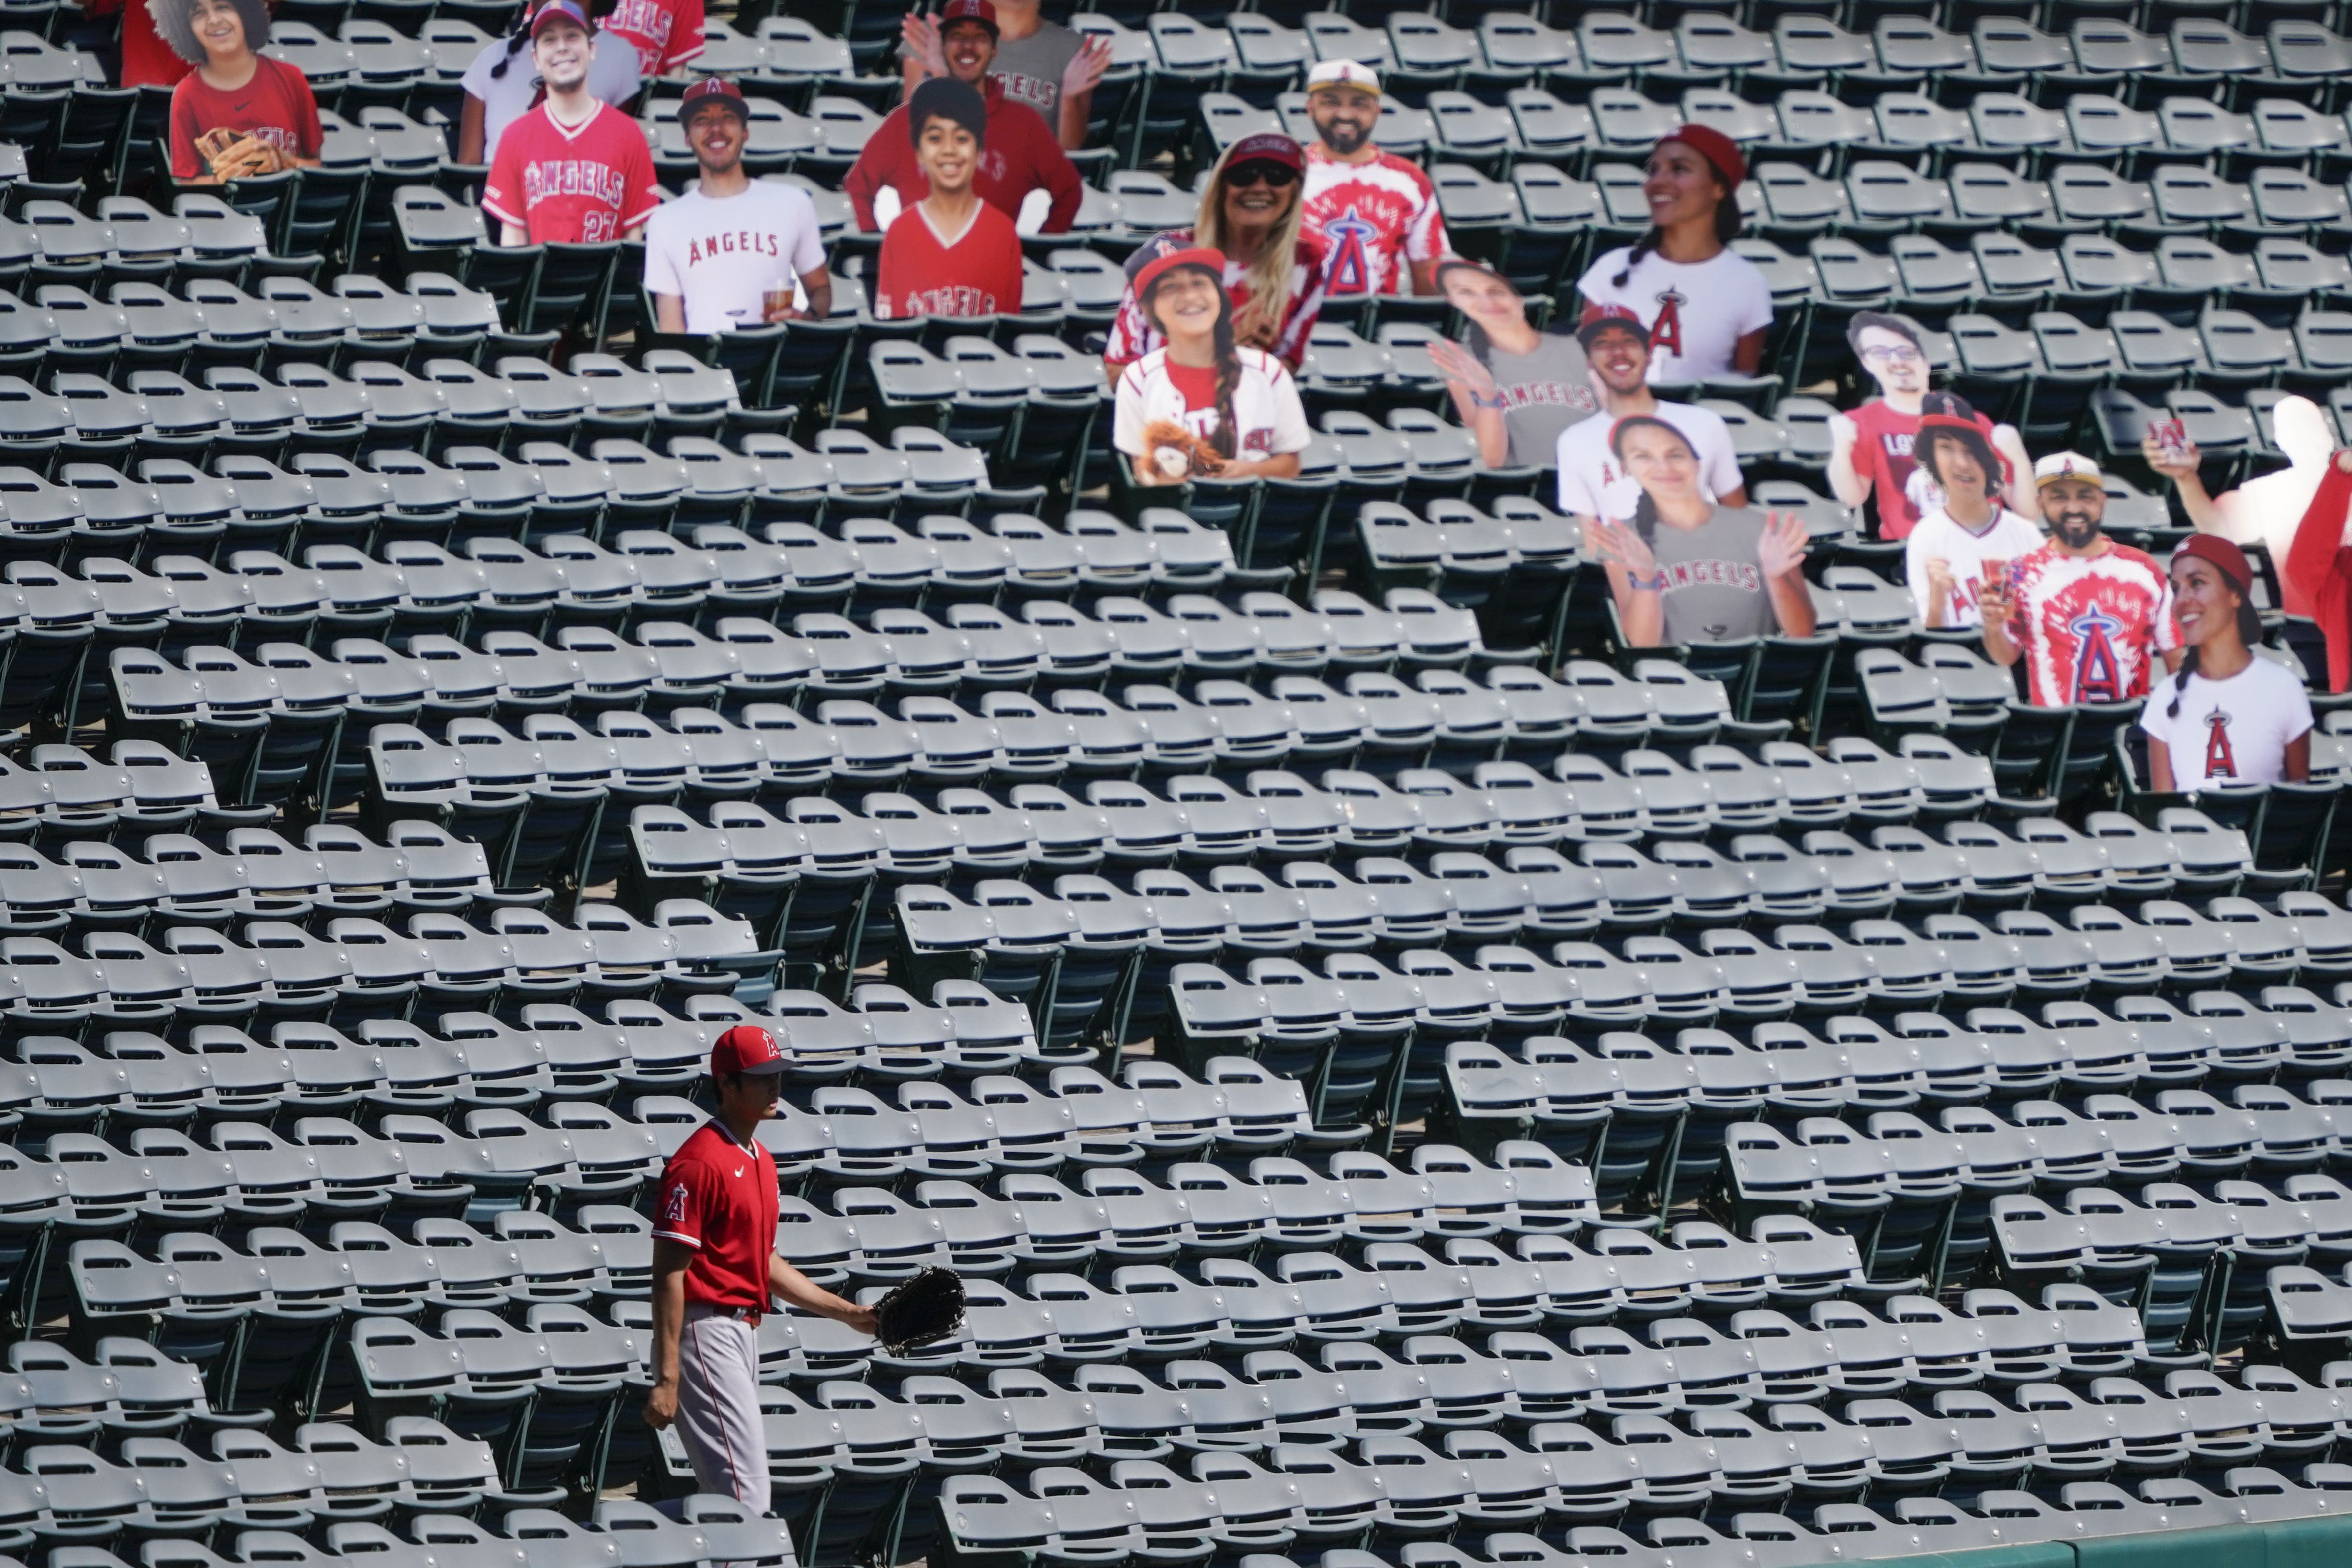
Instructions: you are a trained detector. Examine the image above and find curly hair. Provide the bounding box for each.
[150,0,272,65]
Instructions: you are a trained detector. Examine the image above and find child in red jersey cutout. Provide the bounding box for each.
[482,0,659,245]
[2139,534,2312,792]
[158,0,323,182]
[1980,452,2182,707]
[873,77,1025,320]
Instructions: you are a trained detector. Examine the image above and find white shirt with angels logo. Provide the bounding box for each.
[1112,346,1312,465]
[1575,245,1775,383]
[2139,656,2313,792]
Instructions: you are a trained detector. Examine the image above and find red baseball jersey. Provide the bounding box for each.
[874,201,1025,320]
[2006,540,2181,708]
[1848,399,2006,542]
[653,1121,778,1310]
[482,100,660,244]
[167,56,323,180]
[1300,145,1447,298]
[603,0,704,74]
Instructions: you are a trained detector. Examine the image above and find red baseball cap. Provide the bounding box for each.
[712,1024,786,1076]
[1658,123,1747,190]
[1577,301,1647,345]
[1133,245,1225,303]
[529,0,589,37]
[1223,132,1303,172]
[2173,532,2254,593]
[939,0,999,34]
[676,77,747,123]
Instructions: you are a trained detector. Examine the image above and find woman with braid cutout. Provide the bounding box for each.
[1573,125,1771,383]
[2139,534,2312,793]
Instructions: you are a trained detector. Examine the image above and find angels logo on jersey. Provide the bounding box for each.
[664,1182,688,1223]
[2205,709,2238,779]
[1649,289,1687,359]
[2066,606,2128,705]
[1321,208,1379,295]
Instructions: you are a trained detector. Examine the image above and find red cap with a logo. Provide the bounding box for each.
[711,1024,786,1076]
[676,77,747,123]
[1576,301,1647,345]
[939,0,999,34]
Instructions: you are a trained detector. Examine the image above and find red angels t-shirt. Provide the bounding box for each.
[2005,540,2181,708]
[873,200,1025,320]
[601,0,705,75]
[167,55,323,180]
[653,1120,778,1310]
[1849,399,2006,541]
[481,99,660,244]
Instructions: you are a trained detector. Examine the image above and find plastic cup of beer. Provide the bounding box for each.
[763,286,795,321]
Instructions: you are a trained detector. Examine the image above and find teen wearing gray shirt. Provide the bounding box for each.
[1582,414,1817,646]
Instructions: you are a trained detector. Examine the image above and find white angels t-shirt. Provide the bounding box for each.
[1903,504,2045,629]
[1575,245,1775,383]
[2139,654,2314,791]
[1113,346,1312,465]
[1555,399,1744,521]
[643,180,828,333]
[459,32,642,165]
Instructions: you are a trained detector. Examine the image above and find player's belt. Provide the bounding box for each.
[692,1302,763,1326]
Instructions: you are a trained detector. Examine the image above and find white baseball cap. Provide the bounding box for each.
[2034,451,2102,487]
[1306,58,1380,95]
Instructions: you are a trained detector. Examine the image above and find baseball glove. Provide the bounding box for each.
[195,127,287,180]
[1141,418,1225,480]
[871,1266,965,1355]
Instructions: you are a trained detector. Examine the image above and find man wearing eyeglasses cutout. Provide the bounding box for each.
[1828,310,2035,540]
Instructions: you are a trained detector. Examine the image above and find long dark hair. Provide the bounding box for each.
[1609,413,1698,546]
[1916,424,2003,500]
[1146,262,1242,460]
[1611,166,1742,289]
[2165,568,2266,720]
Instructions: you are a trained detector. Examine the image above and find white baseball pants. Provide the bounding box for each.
[677,1305,772,1517]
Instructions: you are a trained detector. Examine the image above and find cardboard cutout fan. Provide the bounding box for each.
[873,1266,965,1354]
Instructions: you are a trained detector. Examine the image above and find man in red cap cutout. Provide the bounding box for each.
[1554,302,1747,528]
[645,1024,875,1515]
[482,0,658,245]
[646,78,832,333]
[842,0,1081,234]
[1572,125,1773,382]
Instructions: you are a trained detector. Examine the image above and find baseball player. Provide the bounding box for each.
[645,1024,876,1511]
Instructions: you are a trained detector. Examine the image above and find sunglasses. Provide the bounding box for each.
[1226,160,1299,188]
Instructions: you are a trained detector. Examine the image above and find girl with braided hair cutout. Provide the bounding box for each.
[1583,413,1815,648]
[2140,533,2312,793]
[1573,126,1771,383]
[159,0,321,182]
[1112,246,1311,488]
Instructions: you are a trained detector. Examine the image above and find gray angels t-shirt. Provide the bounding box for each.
[1483,329,1598,469]
[990,22,1084,126]
[1649,504,1780,644]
